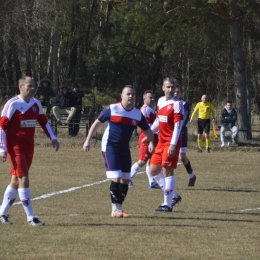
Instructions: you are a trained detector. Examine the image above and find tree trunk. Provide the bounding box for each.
[229,8,252,140]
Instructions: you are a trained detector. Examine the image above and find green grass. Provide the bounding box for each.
[0,135,259,260]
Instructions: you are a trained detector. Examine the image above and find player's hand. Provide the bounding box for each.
[141,136,148,144]
[52,139,60,152]
[212,118,215,123]
[83,140,91,152]
[0,152,7,162]
[148,142,155,154]
[168,145,176,158]
[189,119,193,124]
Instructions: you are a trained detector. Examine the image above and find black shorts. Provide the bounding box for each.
[197,118,210,134]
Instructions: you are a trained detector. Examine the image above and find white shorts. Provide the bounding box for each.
[106,170,131,180]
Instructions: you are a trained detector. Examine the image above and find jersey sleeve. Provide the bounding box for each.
[98,105,111,123]
[37,114,57,140]
[181,102,190,129]
[138,113,150,131]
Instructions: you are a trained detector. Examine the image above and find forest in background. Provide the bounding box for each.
[0,0,259,140]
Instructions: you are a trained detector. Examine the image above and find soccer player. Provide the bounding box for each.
[174,86,196,187]
[148,76,184,212]
[0,76,59,226]
[129,90,160,189]
[190,94,216,153]
[83,85,154,218]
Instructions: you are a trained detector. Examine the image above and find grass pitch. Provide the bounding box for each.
[0,135,259,260]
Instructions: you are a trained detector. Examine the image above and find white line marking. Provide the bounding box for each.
[13,171,146,205]
[230,207,260,212]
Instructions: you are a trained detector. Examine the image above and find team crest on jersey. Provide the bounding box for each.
[167,105,171,110]
[32,106,37,113]
[132,119,137,126]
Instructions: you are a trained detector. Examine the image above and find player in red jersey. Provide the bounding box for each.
[149,76,183,212]
[129,90,160,189]
[0,76,59,226]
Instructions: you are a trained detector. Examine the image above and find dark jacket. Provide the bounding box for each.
[69,90,84,106]
[220,107,237,127]
[35,78,55,103]
[53,92,75,108]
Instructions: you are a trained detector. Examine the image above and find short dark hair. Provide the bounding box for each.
[143,90,153,98]
[226,100,233,104]
[163,76,179,86]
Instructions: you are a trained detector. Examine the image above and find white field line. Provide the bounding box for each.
[12,169,260,213]
[230,207,260,213]
[13,171,146,206]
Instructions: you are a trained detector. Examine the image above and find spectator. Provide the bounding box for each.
[35,78,55,118]
[190,94,216,153]
[52,86,76,126]
[83,85,154,218]
[220,100,238,147]
[69,84,85,136]
[0,76,59,226]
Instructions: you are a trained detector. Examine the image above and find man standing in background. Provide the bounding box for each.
[69,84,85,136]
[190,94,215,153]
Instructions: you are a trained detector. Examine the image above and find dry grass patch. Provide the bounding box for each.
[0,137,259,260]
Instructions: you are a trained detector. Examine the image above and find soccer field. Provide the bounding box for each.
[0,141,259,260]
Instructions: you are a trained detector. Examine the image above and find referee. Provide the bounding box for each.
[190,94,215,153]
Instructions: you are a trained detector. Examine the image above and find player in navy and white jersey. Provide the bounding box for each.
[174,86,196,187]
[0,76,59,226]
[83,85,154,218]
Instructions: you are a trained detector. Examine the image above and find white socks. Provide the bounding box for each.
[0,185,18,216]
[164,176,175,207]
[146,165,154,185]
[153,172,165,190]
[18,188,35,221]
[130,163,141,179]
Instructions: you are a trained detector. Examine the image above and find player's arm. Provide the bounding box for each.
[141,117,159,144]
[83,119,103,152]
[145,128,155,154]
[181,102,190,129]
[0,124,7,162]
[169,101,183,157]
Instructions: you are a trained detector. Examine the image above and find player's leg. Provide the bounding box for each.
[15,153,44,226]
[0,175,18,225]
[179,151,196,187]
[102,149,123,217]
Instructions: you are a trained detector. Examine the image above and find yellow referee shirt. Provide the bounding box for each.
[190,102,216,120]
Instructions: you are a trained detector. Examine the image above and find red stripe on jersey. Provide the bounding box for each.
[110,115,140,126]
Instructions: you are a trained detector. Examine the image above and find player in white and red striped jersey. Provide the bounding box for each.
[0,76,59,226]
[149,76,184,212]
[129,90,160,189]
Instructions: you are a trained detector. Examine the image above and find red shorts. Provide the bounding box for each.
[7,152,34,177]
[150,140,181,169]
[138,134,158,161]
